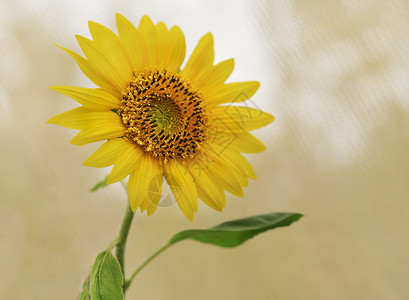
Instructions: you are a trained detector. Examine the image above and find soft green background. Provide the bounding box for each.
[1,0,409,299]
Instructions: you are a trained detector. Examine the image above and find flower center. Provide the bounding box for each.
[118,69,207,164]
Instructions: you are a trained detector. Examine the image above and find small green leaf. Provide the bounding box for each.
[90,251,124,300]
[169,212,303,248]
[90,175,109,192]
[79,275,90,300]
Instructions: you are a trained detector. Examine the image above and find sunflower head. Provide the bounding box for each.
[48,14,274,221]
[119,68,207,164]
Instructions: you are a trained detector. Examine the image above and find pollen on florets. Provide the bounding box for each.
[118,69,207,164]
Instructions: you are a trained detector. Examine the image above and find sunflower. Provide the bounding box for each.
[48,14,274,220]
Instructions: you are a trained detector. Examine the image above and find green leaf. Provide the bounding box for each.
[90,175,109,192]
[89,251,124,300]
[169,212,303,248]
[79,275,90,300]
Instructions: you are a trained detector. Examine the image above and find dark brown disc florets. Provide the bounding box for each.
[118,69,207,164]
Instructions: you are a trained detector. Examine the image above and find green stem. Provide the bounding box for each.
[123,242,173,291]
[107,237,120,252]
[115,203,134,280]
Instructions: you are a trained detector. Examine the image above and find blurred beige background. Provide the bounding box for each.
[1,0,409,299]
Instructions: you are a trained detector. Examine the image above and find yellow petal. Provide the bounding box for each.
[167,26,186,73]
[76,35,129,93]
[208,158,245,197]
[197,154,244,197]
[49,86,120,111]
[188,163,225,211]
[128,155,163,214]
[57,46,121,97]
[180,33,214,86]
[146,169,163,216]
[47,107,115,130]
[117,15,185,73]
[128,171,139,213]
[138,15,157,68]
[164,160,198,221]
[197,185,224,211]
[207,127,266,153]
[88,21,133,85]
[116,13,145,72]
[204,140,256,180]
[205,81,260,106]
[70,114,125,146]
[225,150,257,180]
[155,21,170,71]
[201,141,251,188]
[82,138,128,168]
[107,142,143,184]
[210,106,275,131]
[230,132,266,153]
[195,58,234,90]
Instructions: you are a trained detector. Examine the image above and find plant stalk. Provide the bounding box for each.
[115,203,134,280]
[123,242,173,291]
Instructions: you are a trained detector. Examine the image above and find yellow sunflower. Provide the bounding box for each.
[48,14,274,220]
